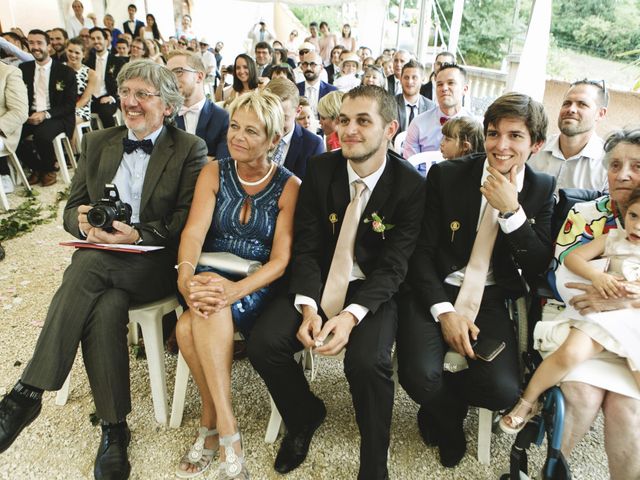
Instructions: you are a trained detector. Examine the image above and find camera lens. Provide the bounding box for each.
[87,206,114,228]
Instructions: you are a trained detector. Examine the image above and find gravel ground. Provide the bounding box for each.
[0,181,610,479]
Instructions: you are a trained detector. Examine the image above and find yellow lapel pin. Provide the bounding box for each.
[450,220,460,242]
[329,213,338,235]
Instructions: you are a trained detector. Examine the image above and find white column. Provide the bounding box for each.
[447,0,464,55]
[511,0,552,101]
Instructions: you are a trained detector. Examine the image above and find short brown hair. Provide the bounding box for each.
[342,85,397,125]
[483,92,547,145]
[166,50,205,73]
[264,77,299,106]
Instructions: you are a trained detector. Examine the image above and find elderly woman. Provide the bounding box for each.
[548,128,640,479]
[174,90,300,479]
[215,54,259,107]
[361,65,386,89]
[333,53,361,92]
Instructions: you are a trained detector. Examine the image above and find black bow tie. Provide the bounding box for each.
[122,138,154,155]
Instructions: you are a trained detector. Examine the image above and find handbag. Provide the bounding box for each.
[198,252,262,277]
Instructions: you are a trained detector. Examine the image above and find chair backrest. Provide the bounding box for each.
[553,188,603,240]
[393,130,407,154]
[406,151,444,175]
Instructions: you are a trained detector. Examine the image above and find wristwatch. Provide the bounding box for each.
[133,228,143,245]
[44,111,51,120]
[498,207,519,219]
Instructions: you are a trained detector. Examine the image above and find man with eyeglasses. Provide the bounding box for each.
[420,51,455,100]
[0,59,207,480]
[296,51,336,118]
[167,50,229,159]
[85,27,126,128]
[528,79,609,194]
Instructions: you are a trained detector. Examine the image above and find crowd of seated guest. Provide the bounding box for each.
[0,12,637,480]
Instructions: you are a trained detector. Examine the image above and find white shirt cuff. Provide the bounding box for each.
[343,303,369,324]
[294,294,317,314]
[430,302,455,322]
[498,206,527,234]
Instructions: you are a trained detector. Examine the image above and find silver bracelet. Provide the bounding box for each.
[175,261,196,271]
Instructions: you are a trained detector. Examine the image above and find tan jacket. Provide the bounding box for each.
[0,62,28,152]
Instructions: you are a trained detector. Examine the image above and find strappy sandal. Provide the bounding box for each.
[176,426,218,479]
[499,398,541,434]
[218,431,250,479]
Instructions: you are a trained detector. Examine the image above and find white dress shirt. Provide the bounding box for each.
[181,98,206,135]
[295,158,388,323]
[111,126,163,223]
[430,159,527,322]
[528,133,607,194]
[33,58,53,112]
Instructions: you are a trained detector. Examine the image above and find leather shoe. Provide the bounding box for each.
[94,423,131,480]
[438,424,466,468]
[0,394,42,453]
[274,400,326,474]
[27,172,41,185]
[41,172,57,187]
[417,406,438,447]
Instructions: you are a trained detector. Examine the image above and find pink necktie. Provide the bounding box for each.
[320,181,366,318]
[35,66,47,112]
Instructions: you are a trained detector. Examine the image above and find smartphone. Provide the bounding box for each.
[471,335,506,362]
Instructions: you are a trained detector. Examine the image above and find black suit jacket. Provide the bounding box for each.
[176,99,230,159]
[283,123,324,179]
[123,19,145,37]
[407,153,555,314]
[325,64,337,84]
[290,149,426,315]
[19,60,76,137]
[419,79,434,100]
[84,53,126,99]
[387,74,400,95]
[64,125,207,253]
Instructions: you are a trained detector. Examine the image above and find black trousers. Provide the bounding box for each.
[21,248,176,423]
[397,285,520,434]
[248,286,397,480]
[17,118,67,173]
[91,98,117,128]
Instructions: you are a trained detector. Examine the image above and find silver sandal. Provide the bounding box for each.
[176,426,218,479]
[218,431,250,479]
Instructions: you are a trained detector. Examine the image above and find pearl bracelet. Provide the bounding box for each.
[175,261,196,271]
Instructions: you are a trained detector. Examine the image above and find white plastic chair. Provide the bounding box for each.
[74,121,92,152]
[393,131,407,155]
[56,295,182,425]
[406,150,444,174]
[0,147,31,211]
[52,133,76,184]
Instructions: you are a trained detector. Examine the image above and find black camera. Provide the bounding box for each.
[87,184,132,233]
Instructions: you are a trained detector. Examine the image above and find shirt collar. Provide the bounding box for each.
[282,127,294,145]
[544,133,604,162]
[481,158,524,193]
[346,157,387,192]
[97,50,109,61]
[128,125,164,144]
[189,97,207,113]
[402,95,418,107]
[37,58,53,72]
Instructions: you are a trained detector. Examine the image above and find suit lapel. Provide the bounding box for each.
[396,96,406,130]
[140,127,174,213]
[98,127,127,189]
[329,158,350,227]
[285,125,302,169]
[195,100,212,138]
[357,155,394,241]
[176,115,186,130]
[464,157,485,248]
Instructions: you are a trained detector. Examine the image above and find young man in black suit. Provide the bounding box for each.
[264,77,324,179]
[122,4,144,38]
[85,27,126,128]
[166,50,230,159]
[248,85,426,480]
[397,93,556,468]
[17,29,76,186]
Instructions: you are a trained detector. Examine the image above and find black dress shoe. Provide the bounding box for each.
[274,401,327,474]
[0,394,42,453]
[94,423,131,480]
[416,406,438,447]
[438,424,466,468]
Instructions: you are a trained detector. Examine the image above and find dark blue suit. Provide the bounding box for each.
[283,124,324,179]
[296,80,336,102]
[123,19,145,38]
[176,99,230,159]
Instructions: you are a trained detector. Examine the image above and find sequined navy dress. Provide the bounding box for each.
[196,157,292,337]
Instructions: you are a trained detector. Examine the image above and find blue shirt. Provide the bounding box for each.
[111,126,163,223]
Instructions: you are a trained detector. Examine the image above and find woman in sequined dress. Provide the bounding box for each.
[174,90,300,480]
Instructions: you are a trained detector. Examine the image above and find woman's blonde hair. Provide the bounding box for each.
[441,117,485,155]
[227,90,284,143]
[317,90,344,119]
